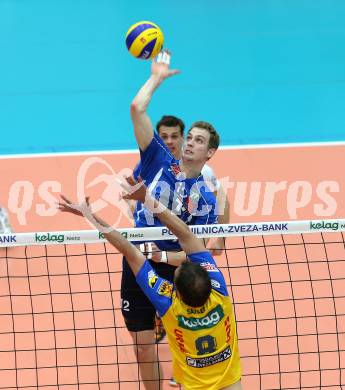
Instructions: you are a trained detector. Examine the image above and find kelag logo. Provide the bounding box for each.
[310,221,340,231]
[35,233,64,243]
[99,231,128,239]
[178,304,224,331]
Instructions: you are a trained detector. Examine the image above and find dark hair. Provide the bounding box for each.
[175,261,212,307]
[156,115,185,136]
[188,121,220,150]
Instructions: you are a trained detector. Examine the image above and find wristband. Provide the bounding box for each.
[146,242,153,260]
[161,251,168,263]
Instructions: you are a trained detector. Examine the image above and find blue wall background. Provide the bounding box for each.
[1,0,345,154]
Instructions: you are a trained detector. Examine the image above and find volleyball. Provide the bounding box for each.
[125,21,164,60]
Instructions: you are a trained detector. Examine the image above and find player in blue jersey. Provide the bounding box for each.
[121,50,223,388]
[58,178,242,390]
[131,114,230,257]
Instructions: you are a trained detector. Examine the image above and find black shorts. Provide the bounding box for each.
[121,256,176,332]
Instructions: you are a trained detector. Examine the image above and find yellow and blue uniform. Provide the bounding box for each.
[136,251,242,389]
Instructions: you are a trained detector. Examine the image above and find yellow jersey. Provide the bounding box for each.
[136,251,242,390]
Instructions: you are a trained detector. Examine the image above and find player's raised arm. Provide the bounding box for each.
[130,50,180,151]
[122,177,205,255]
[58,196,145,276]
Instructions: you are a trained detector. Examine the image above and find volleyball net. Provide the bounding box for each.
[0,219,345,389]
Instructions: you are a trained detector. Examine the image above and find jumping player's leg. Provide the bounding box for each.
[121,257,162,390]
[130,329,161,390]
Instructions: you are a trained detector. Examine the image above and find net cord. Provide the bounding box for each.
[1,218,344,247]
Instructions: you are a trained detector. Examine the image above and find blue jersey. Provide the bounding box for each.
[133,133,217,251]
[136,251,241,389]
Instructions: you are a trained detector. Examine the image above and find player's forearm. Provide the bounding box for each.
[146,198,191,240]
[84,212,144,274]
[123,198,136,220]
[166,251,187,266]
[131,74,161,113]
[144,197,204,254]
[85,213,126,253]
[165,245,211,265]
[130,75,161,151]
[216,185,230,224]
[218,193,230,224]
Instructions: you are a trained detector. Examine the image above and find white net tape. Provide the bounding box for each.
[1,219,344,247]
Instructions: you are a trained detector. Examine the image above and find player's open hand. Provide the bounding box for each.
[58,195,92,217]
[121,176,147,203]
[208,236,226,256]
[151,49,180,81]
